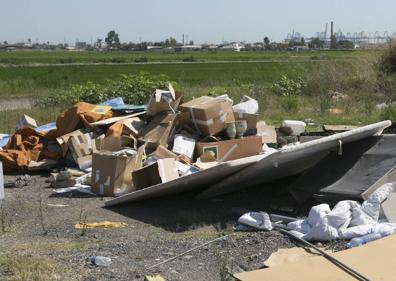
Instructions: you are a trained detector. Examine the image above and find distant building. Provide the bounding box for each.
[75,41,87,50]
[219,42,245,51]
[174,44,202,52]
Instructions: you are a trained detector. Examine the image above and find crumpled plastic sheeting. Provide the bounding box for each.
[288,182,396,241]
[238,212,273,231]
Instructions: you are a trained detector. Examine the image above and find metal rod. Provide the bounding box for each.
[146,233,233,270]
[275,226,370,281]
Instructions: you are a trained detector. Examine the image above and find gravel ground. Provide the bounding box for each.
[0,174,312,281]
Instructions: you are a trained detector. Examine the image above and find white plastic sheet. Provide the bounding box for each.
[288,182,396,241]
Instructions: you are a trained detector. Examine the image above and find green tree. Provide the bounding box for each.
[264,36,270,49]
[336,40,354,49]
[105,30,120,48]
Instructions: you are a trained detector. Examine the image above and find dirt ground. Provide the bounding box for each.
[0,174,305,281]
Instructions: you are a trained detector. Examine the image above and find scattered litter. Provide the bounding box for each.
[75,221,127,229]
[13,175,32,188]
[47,203,69,208]
[144,275,166,281]
[88,256,112,267]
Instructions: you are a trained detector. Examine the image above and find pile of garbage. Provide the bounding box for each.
[0,84,309,197]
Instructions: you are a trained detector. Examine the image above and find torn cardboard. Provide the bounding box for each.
[147,84,182,116]
[132,158,179,190]
[138,113,177,149]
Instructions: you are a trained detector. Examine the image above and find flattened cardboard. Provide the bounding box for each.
[256,121,277,143]
[235,234,396,281]
[233,112,258,130]
[196,136,262,161]
[179,96,234,136]
[132,158,179,190]
[91,151,136,196]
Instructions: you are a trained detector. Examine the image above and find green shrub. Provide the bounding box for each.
[134,56,148,63]
[38,72,176,107]
[271,75,306,97]
[208,86,229,97]
[380,43,396,73]
[281,95,299,113]
[380,105,396,121]
[182,55,196,62]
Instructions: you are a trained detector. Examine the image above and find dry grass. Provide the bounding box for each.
[0,255,75,281]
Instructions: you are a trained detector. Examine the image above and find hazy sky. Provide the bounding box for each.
[1,0,396,44]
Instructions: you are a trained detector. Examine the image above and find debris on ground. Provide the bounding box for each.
[75,221,127,229]
[1,82,396,280]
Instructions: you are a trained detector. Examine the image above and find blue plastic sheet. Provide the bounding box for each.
[99,97,125,107]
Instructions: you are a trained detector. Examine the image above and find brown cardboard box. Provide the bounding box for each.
[196,136,262,161]
[179,96,234,136]
[233,112,258,130]
[256,121,277,143]
[132,158,179,190]
[91,151,137,196]
[147,84,183,116]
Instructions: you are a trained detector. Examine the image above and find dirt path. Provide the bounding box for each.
[0,97,35,110]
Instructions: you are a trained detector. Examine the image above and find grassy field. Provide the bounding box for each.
[0,49,376,65]
[0,49,393,133]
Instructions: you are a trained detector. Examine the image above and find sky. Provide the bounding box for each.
[1,0,396,45]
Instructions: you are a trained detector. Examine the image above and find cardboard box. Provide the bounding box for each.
[132,158,179,190]
[196,136,262,161]
[256,121,277,144]
[91,151,137,196]
[147,84,183,116]
[138,112,189,149]
[179,96,235,136]
[233,112,258,131]
[16,114,38,130]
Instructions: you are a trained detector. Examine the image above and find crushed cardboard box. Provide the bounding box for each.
[132,158,179,190]
[179,96,234,136]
